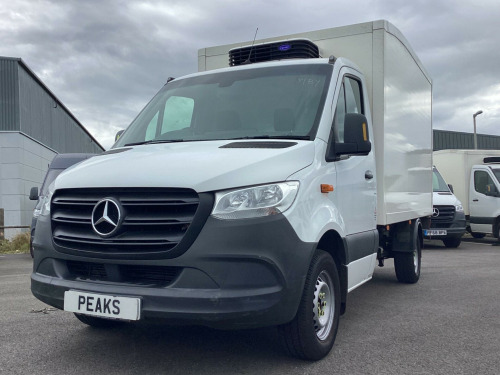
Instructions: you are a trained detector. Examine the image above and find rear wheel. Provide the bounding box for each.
[442,237,461,248]
[470,232,485,239]
[74,313,125,328]
[394,230,421,284]
[279,250,340,361]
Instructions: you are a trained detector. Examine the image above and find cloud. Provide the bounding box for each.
[1,0,499,149]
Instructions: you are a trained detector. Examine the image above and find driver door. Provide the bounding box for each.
[469,168,499,234]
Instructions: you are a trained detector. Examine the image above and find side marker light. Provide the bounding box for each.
[321,184,334,193]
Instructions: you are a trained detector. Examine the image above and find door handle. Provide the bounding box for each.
[473,199,478,202]
[365,171,373,180]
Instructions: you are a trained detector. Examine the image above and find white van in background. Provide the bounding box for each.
[434,149,500,239]
[424,167,466,247]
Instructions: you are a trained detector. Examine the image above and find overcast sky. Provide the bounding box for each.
[1,0,499,149]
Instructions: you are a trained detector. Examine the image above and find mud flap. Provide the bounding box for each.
[391,220,420,253]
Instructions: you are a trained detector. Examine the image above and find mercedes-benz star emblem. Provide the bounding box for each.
[91,198,122,237]
[432,208,440,217]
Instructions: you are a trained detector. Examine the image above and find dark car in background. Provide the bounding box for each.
[29,153,96,257]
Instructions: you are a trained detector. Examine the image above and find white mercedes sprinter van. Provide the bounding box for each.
[31,21,432,360]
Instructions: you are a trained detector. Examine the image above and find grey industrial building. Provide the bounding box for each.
[0,56,103,240]
[433,129,500,151]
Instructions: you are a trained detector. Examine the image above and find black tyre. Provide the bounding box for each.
[394,231,421,284]
[442,237,461,248]
[471,232,485,239]
[74,313,124,328]
[279,250,340,361]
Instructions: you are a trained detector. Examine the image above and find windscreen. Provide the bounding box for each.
[114,64,332,147]
[432,167,450,193]
[491,168,500,184]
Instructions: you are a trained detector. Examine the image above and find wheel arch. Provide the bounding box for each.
[317,230,348,315]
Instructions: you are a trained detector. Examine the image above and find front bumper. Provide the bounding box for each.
[31,213,315,329]
[424,211,466,239]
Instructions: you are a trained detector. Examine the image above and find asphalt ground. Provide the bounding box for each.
[1,240,499,375]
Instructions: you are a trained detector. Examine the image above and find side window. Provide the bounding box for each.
[345,77,362,114]
[334,83,346,142]
[332,76,363,144]
[474,170,497,195]
[432,172,440,191]
[160,96,194,134]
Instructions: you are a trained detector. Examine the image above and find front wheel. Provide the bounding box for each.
[442,237,461,248]
[470,232,485,239]
[279,250,340,361]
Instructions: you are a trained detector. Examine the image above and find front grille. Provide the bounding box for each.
[67,261,107,279]
[229,39,320,66]
[51,188,200,256]
[66,260,180,287]
[430,205,456,228]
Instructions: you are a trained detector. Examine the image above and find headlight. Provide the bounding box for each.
[455,204,464,212]
[40,182,55,217]
[212,181,299,220]
[33,200,43,219]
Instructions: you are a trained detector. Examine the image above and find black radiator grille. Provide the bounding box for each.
[66,260,180,287]
[51,188,199,255]
[430,205,456,228]
[229,39,320,66]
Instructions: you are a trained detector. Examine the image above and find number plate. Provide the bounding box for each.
[64,291,141,321]
[424,229,447,236]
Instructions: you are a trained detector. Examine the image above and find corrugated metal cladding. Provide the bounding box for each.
[434,130,500,151]
[17,64,103,153]
[0,58,20,131]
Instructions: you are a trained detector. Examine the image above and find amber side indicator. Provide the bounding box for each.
[321,184,334,193]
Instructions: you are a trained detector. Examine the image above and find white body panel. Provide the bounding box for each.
[55,140,315,193]
[330,67,377,234]
[347,254,377,292]
[434,149,500,215]
[432,191,462,208]
[199,20,432,225]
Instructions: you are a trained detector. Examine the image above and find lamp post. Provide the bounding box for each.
[473,110,483,149]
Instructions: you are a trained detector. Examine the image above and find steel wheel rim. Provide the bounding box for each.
[313,270,334,341]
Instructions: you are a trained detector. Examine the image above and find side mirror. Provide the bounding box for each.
[115,130,124,142]
[486,184,499,197]
[448,184,454,194]
[29,187,39,201]
[335,113,372,157]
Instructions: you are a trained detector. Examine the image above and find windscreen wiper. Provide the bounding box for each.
[124,139,185,146]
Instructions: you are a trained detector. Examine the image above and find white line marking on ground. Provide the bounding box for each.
[0,273,31,278]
